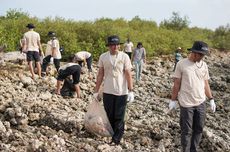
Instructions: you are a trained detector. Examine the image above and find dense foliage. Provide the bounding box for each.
[0,9,229,60]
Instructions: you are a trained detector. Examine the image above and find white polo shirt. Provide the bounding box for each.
[124,42,134,53]
[75,51,91,61]
[173,58,210,107]
[98,51,132,95]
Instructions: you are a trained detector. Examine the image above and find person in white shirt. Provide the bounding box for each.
[74,51,92,78]
[22,23,43,79]
[169,41,216,152]
[123,38,134,59]
[42,31,62,77]
[94,35,134,145]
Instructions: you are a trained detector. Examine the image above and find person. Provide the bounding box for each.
[169,41,216,152]
[41,31,62,77]
[22,23,44,79]
[94,35,134,145]
[74,51,92,78]
[19,38,24,53]
[123,38,134,59]
[18,38,27,63]
[132,42,146,83]
[56,55,81,98]
[173,47,183,72]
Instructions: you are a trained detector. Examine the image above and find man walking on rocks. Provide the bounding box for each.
[94,35,134,145]
[169,41,216,152]
[22,23,44,79]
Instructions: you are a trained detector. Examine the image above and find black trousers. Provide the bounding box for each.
[78,56,92,72]
[103,93,127,143]
[180,102,206,152]
[57,65,81,84]
[125,52,132,60]
[42,55,60,72]
[173,60,179,72]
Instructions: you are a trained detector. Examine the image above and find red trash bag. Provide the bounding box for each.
[84,99,114,137]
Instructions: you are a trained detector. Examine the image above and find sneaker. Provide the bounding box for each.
[110,140,120,146]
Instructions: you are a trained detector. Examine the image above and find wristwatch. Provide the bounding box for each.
[209,97,214,100]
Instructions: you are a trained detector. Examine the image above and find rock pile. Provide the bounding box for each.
[0,50,229,152]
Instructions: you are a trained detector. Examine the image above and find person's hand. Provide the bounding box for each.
[169,100,177,110]
[50,57,54,64]
[93,92,99,101]
[127,92,134,103]
[41,52,45,58]
[209,99,216,113]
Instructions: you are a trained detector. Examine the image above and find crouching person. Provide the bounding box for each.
[56,55,81,98]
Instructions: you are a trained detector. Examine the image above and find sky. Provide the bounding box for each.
[1,0,230,30]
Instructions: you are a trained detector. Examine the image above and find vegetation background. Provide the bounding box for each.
[0,9,230,60]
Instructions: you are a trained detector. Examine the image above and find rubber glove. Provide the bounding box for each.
[169,100,177,110]
[93,92,99,101]
[50,57,54,64]
[127,92,134,103]
[209,99,216,113]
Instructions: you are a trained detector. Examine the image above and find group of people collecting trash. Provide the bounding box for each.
[19,23,216,151]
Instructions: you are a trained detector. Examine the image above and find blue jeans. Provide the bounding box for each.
[134,60,143,82]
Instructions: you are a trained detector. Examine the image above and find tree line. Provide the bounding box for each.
[0,9,229,60]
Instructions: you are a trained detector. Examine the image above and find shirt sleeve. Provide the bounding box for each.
[124,53,132,70]
[204,63,210,80]
[142,48,146,59]
[98,55,104,68]
[173,61,182,78]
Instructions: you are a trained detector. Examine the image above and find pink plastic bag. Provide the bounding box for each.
[84,99,114,137]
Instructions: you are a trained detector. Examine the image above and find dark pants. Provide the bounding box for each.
[103,93,127,143]
[173,60,179,72]
[42,55,60,73]
[78,56,92,72]
[180,102,206,152]
[125,52,132,60]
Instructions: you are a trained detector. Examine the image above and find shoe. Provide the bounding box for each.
[41,72,46,77]
[110,140,120,146]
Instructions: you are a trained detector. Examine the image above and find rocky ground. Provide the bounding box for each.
[0,50,229,152]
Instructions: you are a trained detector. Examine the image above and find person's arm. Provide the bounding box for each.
[83,58,87,66]
[38,40,44,57]
[143,48,146,63]
[204,80,213,99]
[22,36,27,52]
[131,49,135,63]
[125,68,133,91]
[95,67,104,93]
[171,78,181,100]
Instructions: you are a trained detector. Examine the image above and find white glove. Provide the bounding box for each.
[93,92,99,101]
[50,57,54,64]
[209,99,216,113]
[127,92,134,103]
[169,100,177,110]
